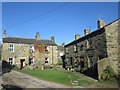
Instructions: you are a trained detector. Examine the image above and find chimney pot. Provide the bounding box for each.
[75,34,80,40]
[84,29,90,35]
[3,30,6,38]
[35,32,40,39]
[98,20,106,28]
[51,36,55,42]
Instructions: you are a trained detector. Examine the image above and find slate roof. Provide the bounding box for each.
[3,37,57,46]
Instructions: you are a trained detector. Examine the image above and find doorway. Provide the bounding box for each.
[81,60,85,68]
[20,59,25,69]
[80,57,85,68]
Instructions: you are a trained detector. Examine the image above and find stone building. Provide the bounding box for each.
[64,18,120,79]
[2,31,58,69]
[57,43,65,63]
[0,44,2,60]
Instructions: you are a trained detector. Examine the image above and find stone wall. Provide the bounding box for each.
[97,58,110,79]
[65,28,107,69]
[2,43,29,67]
[64,19,120,79]
[97,57,118,79]
[0,44,2,60]
[2,43,58,68]
[104,19,119,75]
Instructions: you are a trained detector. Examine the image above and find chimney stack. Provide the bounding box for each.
[75,34,80,40]
[97,20,106,28]
[35,32,40,39]
[51,36,55,42]
[3,30,6,38]
[84,29,90,35]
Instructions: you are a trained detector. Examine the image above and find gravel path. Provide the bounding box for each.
[2,70,72,88]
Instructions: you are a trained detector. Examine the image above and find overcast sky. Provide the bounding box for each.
[2,2,118,45]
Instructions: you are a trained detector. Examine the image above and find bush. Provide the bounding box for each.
[101,65,115,80]
[74,68,80,72]
[66,65,72,69]
[57,62,63,65]
[80,68,87,73]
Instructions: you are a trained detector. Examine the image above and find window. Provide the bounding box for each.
[88,38,92,45]
[89,57,94,67]
[9,44,14,52]
[45,57,49,63]
[45,46,49,52]
[9,58,13,65]
[29,56,34,65]
[74,45,77,52]
[30,45,34,52]
[60,52,64,56]
[80,45,83,51]
[66,48,68,53]
[87,38,92,49]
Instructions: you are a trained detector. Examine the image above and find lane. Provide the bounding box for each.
[2,70,70,88]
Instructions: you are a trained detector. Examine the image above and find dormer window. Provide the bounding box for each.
[30,45,34,52]
[9,44,14,52]
[45,46,49,52]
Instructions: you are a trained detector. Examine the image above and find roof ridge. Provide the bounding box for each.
[5,37,36,40]
[65,18,120,47]
[5,37,52,41]
[3,37,57,46]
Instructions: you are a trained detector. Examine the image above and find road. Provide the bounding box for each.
[2,70,71,88]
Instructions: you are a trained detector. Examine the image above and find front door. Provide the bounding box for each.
[20,59,25,69]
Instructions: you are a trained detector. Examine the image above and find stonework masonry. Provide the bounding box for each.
[64,18,120,79]
[2,33,58,69]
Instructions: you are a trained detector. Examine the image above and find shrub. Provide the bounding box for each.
[103,65,115,76]
[74,68,80,72]
[101,65,115,80]
[57,62,63,65]
[79,67,87,73]
[66,65,72,69]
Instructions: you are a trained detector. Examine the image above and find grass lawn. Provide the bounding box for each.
[13,68,95,87]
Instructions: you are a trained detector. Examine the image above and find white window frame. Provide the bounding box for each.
[45,46,49,52]
[60,52,64,56]
[9,44,14,52]
[45,57,49,64]
[87,38,92,49]
[74,45,77,52]
[8,57,14,65]
[30,45,34,52]
[31,57,34,64]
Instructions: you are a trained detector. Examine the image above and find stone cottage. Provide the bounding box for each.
[64,18,120,79]
[57,43,65,63]
[2,31,58,69]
